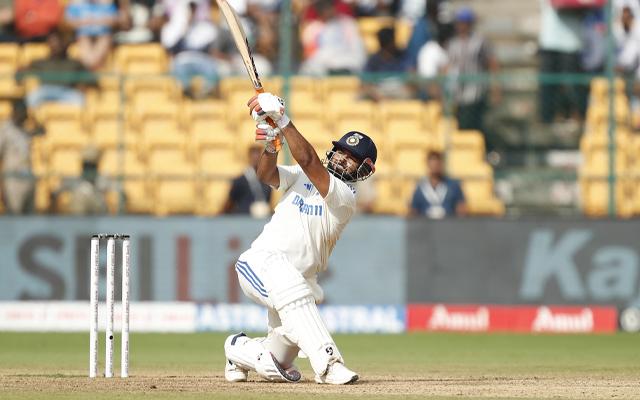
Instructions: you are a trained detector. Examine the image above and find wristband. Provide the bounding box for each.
[264,141,279,154]
[276,114,290,129]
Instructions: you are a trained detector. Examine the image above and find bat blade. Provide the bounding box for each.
[216,0,282,150]
[216,0,263,91]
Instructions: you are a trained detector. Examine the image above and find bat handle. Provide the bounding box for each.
[255,88,282,151]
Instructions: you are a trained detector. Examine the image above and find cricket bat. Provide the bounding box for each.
[216,0,282,151]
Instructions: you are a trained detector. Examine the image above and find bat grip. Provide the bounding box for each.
[255,88,282,151]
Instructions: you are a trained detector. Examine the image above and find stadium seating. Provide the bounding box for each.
[7,52,508,216]
[113,44,168,74]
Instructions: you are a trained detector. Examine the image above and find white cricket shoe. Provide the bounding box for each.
[225,359,248,382]
[314,362,358,385]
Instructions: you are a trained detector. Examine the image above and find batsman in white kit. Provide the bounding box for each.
[224,92,377,385]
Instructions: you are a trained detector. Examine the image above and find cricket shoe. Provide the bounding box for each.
[314,362,358,385]
[225,359,248,382]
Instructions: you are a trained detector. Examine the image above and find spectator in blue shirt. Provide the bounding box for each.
[362,27,411,100]
[65,0,118,70]
[410,150,467,218]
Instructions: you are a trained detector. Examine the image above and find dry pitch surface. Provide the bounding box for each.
[1,332,639,399]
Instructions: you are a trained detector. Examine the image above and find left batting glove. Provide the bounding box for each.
[248,93,291,129]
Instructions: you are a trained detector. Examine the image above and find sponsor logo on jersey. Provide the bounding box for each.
[292,195,323,216]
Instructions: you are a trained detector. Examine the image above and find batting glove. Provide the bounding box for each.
[256,122,281,153]
[249,93,291,129]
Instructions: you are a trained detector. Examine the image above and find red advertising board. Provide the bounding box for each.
[551,0,606,9]
[407,304,618,333]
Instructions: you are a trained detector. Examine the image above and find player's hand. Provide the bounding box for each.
[255,122,281,142]
[256,122,282,154]
[247,93,290,128]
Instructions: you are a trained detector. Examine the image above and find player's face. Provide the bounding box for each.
[330,149,360,176]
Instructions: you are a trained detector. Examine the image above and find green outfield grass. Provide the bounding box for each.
[1,332,639,399]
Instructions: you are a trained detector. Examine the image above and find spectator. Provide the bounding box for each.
[222,144,272,217]
[447,7,500,133]
[300,0,367,75]
[50,146,109,215]
[418,29,449,79]
[0,0,14,42]
[362,27,411,100]
[417,28,449,100]
[353,0,398,17]
[14,0,63,43]
[20,30,96,108]
[0,99,43,214]
[615,6,640,73]
[301,0,354,23]
[65,0,118,71]
[410,150,466,219]
[403,0,453,70]
[113,0,156,44]
[160,0,223,98]
[538,0,584,123]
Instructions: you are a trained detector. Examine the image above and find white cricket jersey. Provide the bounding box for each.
[250,165,356,278]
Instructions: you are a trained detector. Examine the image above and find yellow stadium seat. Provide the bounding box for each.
[99,148,145,177]
[386,120,430,146]
[131,101,180,132]
[34,179,51,213]
[373,178,402,215]
[0,43,19,73]
[580,134,630,177]
[113,44,168,74]
[288,76,322,105]
[462,179,505,215]
[219,76,253,97]
[198,180,231,215]
[49,147,83,177]
[125,76,180,101]
[423,101,443,127]
[580,178,633,217]
[295,118,330,140]
[140,126,187,155]
[395,20,413,48]
[330,101,374,126]
[148,148,194,176]
[590,77,625,102]
[0,100,11,120]
[322,76,362,102]
[0,77,21,97]
[154,178,198,216]
[19,43,49,68]
[96,147,151,213]
[395,145,429,177]
[199,146,243,176]
[184,99,228,124]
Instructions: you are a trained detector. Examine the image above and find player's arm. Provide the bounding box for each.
[248,94,330,197]
[255,148,279,187]
[279,122,330,197]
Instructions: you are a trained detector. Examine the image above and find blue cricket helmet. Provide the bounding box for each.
[327,131,377,182]
[332,131,377,164]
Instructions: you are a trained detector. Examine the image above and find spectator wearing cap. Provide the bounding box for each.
[447,7,500,133]
[409,150,466,219]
